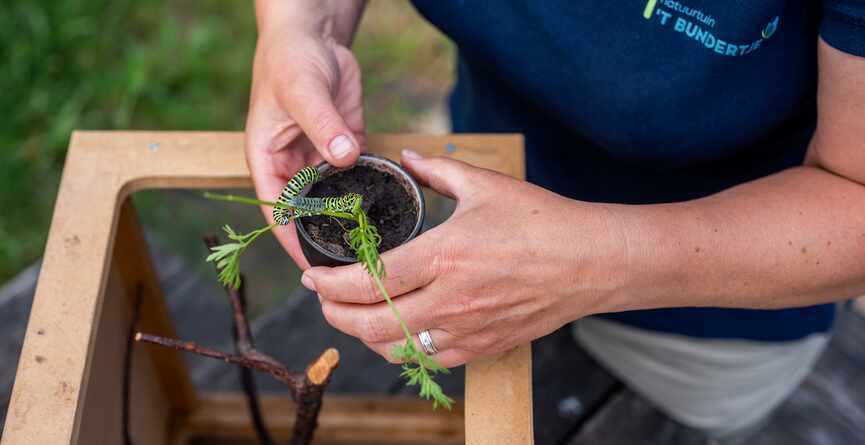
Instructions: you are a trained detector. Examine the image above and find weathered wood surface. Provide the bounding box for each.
[0,263,39,432]
[558,305,865,445]
[750,304,865,445]
[531,326,621,443]
[193,286,465,396]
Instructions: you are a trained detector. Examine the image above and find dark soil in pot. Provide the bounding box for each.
[300,165,418,258]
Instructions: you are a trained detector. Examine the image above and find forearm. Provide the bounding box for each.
[599,166,865,313]
[255,0,367,44]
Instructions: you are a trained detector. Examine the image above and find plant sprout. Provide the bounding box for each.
[203,184,453,409]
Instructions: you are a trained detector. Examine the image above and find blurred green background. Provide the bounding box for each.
[0,0,453,287]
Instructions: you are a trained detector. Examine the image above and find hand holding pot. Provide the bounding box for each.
[246,0,366,269]
[303,150,630,367]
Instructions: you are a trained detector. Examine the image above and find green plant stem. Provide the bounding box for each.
[373,267,413,340]
[245,223,277,244]
[204,192,287,208]
[352,210,412,339]
[204,192,356,220]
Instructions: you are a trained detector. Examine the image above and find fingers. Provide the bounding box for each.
[303,231,442,303]
[319,287,439,344]
[283,75,360,167]
[244,146,314,269]
[400,149,478,200]
[425,349,473,368]
[305,152,487,302]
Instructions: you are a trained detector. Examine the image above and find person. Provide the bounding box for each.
[244,1,865,443]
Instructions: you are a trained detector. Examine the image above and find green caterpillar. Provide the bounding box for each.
[273,167,362,224]
[287,193,362,217]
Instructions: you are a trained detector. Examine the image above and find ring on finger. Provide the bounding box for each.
[417,329,439,355]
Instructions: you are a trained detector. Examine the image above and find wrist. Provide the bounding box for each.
[255,0,365,45]
[567,202,679,318]
[587,202,691,316]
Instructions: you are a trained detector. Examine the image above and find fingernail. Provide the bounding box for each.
[329,134,355,159]
[301,273,316,291]
[402,149,423,160]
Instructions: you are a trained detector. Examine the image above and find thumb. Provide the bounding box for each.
[283,76,360,167]
[400,150,475,200]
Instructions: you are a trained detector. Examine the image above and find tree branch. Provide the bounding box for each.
[204,235,275,445]
[134,333,303,387]
[135,235,340,445]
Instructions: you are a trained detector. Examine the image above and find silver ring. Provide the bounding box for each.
[418,329,438,355]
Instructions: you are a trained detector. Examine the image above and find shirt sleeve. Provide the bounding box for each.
[821,0,865,56]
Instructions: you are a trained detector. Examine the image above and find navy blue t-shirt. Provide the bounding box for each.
[410,1,865,341]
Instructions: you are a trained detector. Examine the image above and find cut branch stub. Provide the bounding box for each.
[306,348,340,386]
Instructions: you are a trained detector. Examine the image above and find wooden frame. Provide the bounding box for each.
[2,132,532,444]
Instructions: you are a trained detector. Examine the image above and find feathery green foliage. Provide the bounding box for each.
[205,224,275,289]
[347,208,454,409]
[392,340,452,409]
[204,177,453,409]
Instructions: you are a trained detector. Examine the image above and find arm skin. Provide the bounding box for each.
[603,38,865,314]
[302,38,865,368]
[247,0,367,269]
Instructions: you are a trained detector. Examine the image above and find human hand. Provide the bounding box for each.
[302,150,630,367]
[245,24,364,269]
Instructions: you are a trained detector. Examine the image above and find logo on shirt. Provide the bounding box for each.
[761,16,779,39]
[643,0,779,57]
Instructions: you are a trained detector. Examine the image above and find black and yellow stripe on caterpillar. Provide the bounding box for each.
[273,167,320,225]
[272,167,363,224]
[322,193,362,213]
[287,193,362,218]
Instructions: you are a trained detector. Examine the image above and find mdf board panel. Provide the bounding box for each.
[111,200,197,414]
[3,132,532,445]
[74,269,171,445]
[177,394,465,445]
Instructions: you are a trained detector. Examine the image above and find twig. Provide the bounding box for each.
[134,334,303,387]
[123,284,144,445]
[134,334,340,445]
[204,234,274,445]
[136,235,340,445]
[292,349,339,445]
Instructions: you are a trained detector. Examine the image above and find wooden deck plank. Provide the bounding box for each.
[531,328,621,445]
[564,306,865,445]
[854,297,865,316]
[568,389,705,445]
[193,286,466,395]
[0,263,39,431]
[752,307,865,445]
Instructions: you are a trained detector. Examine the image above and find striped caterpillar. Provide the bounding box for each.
[273,166,362,224]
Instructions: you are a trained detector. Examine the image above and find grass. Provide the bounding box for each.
[0,0,453,286]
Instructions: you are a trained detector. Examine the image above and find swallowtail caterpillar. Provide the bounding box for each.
[273,166,362,224]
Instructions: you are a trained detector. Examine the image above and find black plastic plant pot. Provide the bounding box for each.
[295,154,425,268]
